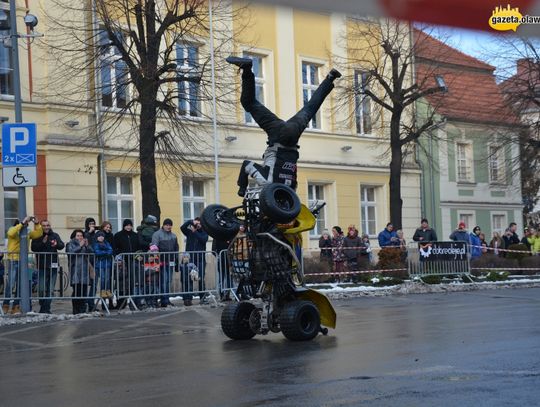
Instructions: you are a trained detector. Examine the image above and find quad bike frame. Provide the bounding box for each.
[201,183,336,341]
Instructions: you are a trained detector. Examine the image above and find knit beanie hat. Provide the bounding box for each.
[163,218,173,226]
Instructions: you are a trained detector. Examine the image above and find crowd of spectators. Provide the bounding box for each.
[1,215,209,315]
[317,217,540,279]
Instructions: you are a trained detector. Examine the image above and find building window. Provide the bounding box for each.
[107,175,134,233]
[307,184,325,237]
[0,8,13,96]
[458,212,475,230]
[99,29,129,109]
[456,142,473,182]
[177,43,200,117]
[435,75,447,92]
[182,179,205,222]
[360,186,377,237]
[302,62,321,129]
[243,53,265,124]
[3,187,17,236]
[491,213,506,235]
[489,145,505,184]
[354,70,372,135]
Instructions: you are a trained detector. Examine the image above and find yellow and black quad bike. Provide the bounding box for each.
[201,183,336,341]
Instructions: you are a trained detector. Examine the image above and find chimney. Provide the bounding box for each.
[517,58,534,76]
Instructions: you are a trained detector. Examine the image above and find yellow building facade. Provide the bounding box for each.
[0,1,421,249]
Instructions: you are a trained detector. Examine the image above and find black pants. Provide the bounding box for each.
[240,70,335,146]
[72,284,88,314]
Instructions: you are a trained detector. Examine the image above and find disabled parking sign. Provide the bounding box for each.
[2,123,37,167]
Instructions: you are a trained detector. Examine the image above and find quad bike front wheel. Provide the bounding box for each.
[221,301,257,340]
[259,183,301,223]
[280,300,321,341]
[201,204,240,241]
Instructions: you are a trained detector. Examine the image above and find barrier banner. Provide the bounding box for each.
[418,241,468,262]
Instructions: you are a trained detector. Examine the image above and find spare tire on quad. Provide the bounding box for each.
[259,183,301,223]
[201,204,240,241]
[221,301,257,340]
[280,300,321,341]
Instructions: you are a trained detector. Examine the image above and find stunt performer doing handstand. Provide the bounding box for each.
[226,56,341,197]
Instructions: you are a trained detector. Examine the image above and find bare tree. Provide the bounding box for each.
[42,0,245,221]
[334,19,446,229]
[497,38,540,222]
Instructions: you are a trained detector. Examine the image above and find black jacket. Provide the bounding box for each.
[31,230,65,270]
[319,237,332,261]
[412,227,438,242]
[503,232,520,248]
[137,224,159,251]
[114,229,140,256]
[181,220,209,252]
[212,238,230,254]
[103,231,115,249]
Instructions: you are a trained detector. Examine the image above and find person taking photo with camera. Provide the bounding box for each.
[2,216,43,314]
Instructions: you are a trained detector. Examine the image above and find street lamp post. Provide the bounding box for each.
[9,0,31,313]
[6,0,41,314]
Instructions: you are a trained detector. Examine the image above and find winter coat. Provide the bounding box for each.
[66,239,94,285]
[527,236,540,254]
[31,229,65,270]
[103,231,115,249]
[331,235,346,262]
[343,236,366,261]
[503,232,520,248]
[181,220,209,252]
[137,224,159,251]
[521,236,532,250]
[114,229,140,256]
[469,233,482,258]
[449,229,470,243]
[412,227,438,242]
[84,218,98,246]
[212,238,230,255]
[92,241,113,271]
[7,223,43,261]
[489,237,505,256]
[151,228,180,254]
[319,237,333,262]
[378,229,399,248]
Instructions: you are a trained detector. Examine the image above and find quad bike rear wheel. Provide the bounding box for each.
[280,300,321,341]
[259,183,301,223]
[221,301,257,340]
[201,204,240,241]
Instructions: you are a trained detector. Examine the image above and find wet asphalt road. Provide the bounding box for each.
[0,288,539,407]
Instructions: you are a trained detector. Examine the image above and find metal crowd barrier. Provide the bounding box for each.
[407,241,473,280]
[0,250,220,315]
[114,250,219,309]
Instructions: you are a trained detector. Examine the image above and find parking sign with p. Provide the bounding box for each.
[2,123,37,167]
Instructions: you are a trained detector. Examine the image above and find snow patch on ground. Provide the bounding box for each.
[319,280,540,300]
[2,280,540,326]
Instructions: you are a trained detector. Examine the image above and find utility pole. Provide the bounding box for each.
[9,0,30,313]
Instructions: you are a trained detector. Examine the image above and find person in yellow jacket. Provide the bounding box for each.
[528,228,540,255]
[2,216,43,314]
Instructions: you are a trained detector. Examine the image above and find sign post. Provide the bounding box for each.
[1,0,32,313]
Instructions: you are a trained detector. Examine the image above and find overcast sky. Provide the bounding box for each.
[431,26,526,79]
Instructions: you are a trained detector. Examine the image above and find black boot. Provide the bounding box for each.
[237,160,249,197]
[327,68,342,81]
[226,56,253,69]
